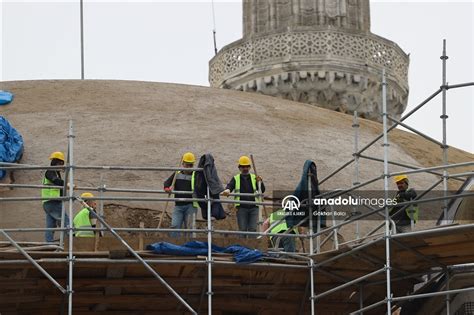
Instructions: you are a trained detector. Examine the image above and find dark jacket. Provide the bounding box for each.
[286,160,326,229]
[44,170,64,197]
[195,154,226,220]
[163,172,194,206]
[390,188,417,225]
[226,174,265,209]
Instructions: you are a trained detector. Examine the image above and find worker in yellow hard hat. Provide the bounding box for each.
[390,174,418,233]
[73,192,98,237]
[222,156,265,236]
[41,151,69,242]
[163,152,198,237]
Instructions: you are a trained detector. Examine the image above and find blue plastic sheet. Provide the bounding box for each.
[0,91,14,105]
[0,116,24,179]
[146,241,264,264]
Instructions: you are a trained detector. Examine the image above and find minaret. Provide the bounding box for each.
[209,0,409,122]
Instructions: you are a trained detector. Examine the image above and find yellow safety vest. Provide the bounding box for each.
[41,174,61,203]
[234,173,260,207]
[269,210,289,234]
[393,190,420,224]
[73,208,94,237]
[269,210,298,248]
[406,205,419,224]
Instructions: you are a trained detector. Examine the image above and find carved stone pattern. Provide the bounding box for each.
[209,30,408,89]
[231,69,408,122]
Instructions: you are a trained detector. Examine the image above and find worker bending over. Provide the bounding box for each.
[73,192,98,237]
[263,209,298,252]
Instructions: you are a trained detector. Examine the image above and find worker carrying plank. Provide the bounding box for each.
[163,152,198,237]
[222,155,265,237]
[390,175,419,233]
[73,192,98,237]
[41,151,70,243]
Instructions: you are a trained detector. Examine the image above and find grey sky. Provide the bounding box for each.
[1,0,473,153]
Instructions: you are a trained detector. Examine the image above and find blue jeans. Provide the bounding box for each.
[272,235,296,252]
[170,204,197,237]
[43,201,70,243]
[236,206,259,238]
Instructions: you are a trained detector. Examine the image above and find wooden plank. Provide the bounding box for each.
[91,251,128,312]
[66,236,268,252]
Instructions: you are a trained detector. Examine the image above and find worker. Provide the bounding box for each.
[222,155,265,237]
[163,152,198,237]
[390,175,418,233]
[41,151,69,243]
[73,192,98,237]
[262,209,297,252]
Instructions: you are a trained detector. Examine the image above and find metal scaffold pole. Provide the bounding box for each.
[353,110,360,239]
[381,69,393,314]
[98,172,105,237]
[67,120,75,315]
[308,172,315,315]
[446,270,451,314]
[359,285,364,315]
[207,186,213,315]
[59,165,69,249]
[441,39,449,225]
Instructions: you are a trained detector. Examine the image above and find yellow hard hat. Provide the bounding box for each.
[182,152,196,163]
[49,151,65,162]
[238,155,251,166]
[394,175,408,183]
[80,192,94,199]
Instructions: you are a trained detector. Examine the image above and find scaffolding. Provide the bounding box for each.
[0,41,474,315]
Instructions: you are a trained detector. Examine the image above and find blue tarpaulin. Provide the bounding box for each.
[146,241,264,264]
[0,91,14,105]
[0,116,24,179]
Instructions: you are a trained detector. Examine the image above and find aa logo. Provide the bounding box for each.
[282,195,301,211]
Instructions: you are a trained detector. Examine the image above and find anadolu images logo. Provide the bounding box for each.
[282,195,301,211]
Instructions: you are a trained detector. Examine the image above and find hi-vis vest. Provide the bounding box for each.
[233,173,260,207]
[394,190,419,224]
[269,210,298,248]
[73,208,94,237]
[176,171,198,208]
[41,174,61,203]
[406,204,419,223]
[269,210,289,234]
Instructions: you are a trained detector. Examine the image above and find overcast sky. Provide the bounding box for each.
[1,0,473,153]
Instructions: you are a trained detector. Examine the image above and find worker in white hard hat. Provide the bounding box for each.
[390,175,419,233]
[222,156,264,236]
[41,151,70,242]
[163,152,199,237]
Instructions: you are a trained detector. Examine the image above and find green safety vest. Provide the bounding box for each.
[73,208,94,237]
[233,173,260,207]
[406,205,419,224]
[269,210,289,234]
[269,210,298,248]
[41,174,61,203]
[177,171,198,208]
[393,190,420,224]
